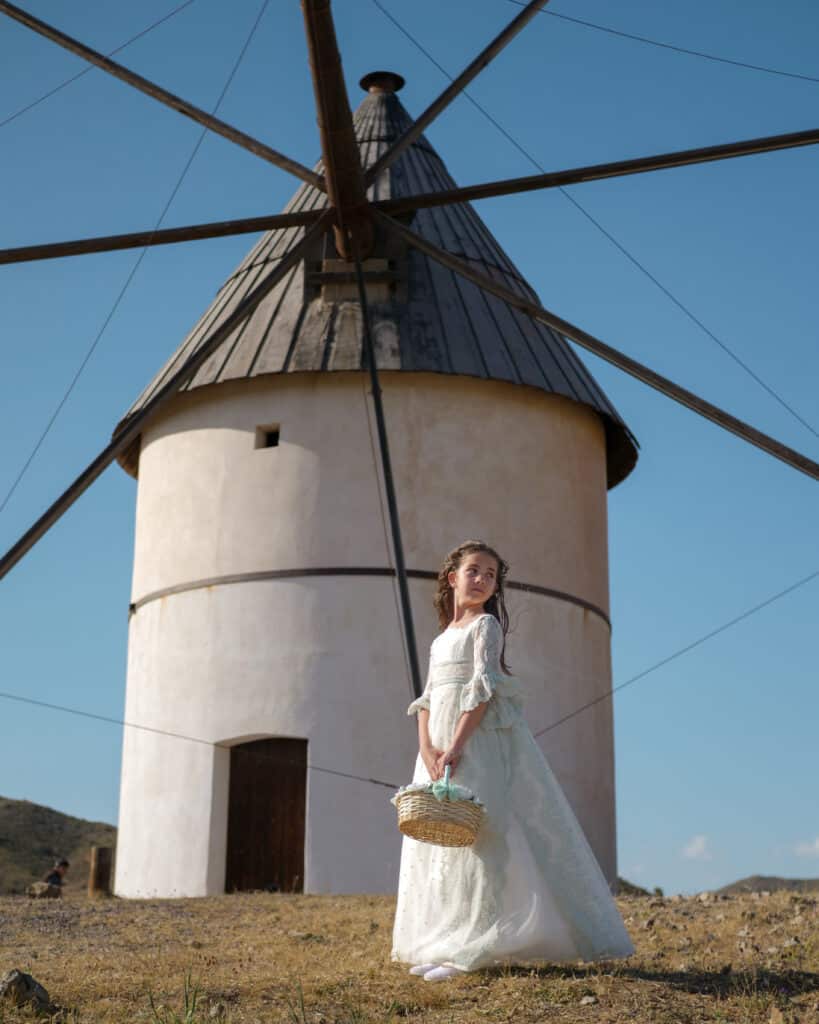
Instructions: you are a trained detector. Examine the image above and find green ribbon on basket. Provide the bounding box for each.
[431,764,454,802]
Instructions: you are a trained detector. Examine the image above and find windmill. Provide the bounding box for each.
[0,0,817,896]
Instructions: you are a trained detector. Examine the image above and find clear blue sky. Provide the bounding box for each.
[1,0,817,895]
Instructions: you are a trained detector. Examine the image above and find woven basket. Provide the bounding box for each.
[394,767,485,847]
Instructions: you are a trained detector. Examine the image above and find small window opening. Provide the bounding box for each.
[255,424,280,449]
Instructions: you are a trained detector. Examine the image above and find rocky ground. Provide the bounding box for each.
[0,888,817,1022]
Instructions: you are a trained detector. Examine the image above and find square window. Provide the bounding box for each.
[255,424,280,449]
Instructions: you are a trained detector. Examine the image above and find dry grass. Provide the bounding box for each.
[0,888,817,1023]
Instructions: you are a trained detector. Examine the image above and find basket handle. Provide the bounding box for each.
[430,763,453,802]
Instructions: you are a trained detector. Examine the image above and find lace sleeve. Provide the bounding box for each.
[461,616,504,712]
[407,663,432,716]
[460,615,524,727]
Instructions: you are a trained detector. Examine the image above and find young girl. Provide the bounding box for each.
[391,540,634,982]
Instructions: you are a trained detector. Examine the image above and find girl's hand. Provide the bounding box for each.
[420,743,444,781]
[435,747,461,777]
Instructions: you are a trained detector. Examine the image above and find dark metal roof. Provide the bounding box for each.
[117,79,638,486]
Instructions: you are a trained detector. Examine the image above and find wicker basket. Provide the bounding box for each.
[394,766,486,847]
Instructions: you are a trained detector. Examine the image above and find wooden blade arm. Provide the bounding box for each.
[0,0,325,191]
[372,210,819,482]
[0,209,325,265]
[0,212,333,583]
[373,126,819,215]
[8,110,816,266]
[301,0,370,257]
[364,0,551,185]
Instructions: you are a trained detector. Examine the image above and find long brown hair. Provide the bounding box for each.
[433,540,511,673]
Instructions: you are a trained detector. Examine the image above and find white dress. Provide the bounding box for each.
[391,613,634,971]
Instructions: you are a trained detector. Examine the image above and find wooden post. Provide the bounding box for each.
[353,244,422,700]
[301,0,372,257]
[88,846,113,897]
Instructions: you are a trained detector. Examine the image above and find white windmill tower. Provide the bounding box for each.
[1,0,816,900]
[112,70,637,897]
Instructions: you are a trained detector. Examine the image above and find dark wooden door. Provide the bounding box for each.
[225,737,307,893]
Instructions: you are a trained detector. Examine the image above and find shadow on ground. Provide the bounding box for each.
[494,962,819,999]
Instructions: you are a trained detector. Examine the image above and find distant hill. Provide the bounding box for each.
[3,797,817,900]
[717,875,819,896]
[616,876,652,897]
[0,797,116,894]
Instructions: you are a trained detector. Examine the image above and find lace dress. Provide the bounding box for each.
[391,613,634,971]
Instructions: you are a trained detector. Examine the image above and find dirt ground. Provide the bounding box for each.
[0,888,817,1022]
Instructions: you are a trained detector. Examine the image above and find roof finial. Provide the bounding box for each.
[360,71,405,94]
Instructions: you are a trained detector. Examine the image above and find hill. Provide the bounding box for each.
[616,876,652,897]
[0,796,116,894]
[717,874,819,896]
[2,794,817,902]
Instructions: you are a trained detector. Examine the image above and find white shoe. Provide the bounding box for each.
[409,963,439,976]
[423,965,463,982]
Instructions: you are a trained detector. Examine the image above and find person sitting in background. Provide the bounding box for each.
[43,858,69,887]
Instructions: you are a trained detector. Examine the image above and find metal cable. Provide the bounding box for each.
[0,0,198,130]
[509,0,819,86]
[0,0,271,517]
[532,565,819,739]
[3,563,817,788]
[371,0,819,441]
[2,1,816,796]
[0,688,399,789]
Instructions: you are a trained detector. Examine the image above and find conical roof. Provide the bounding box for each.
[117,75,637,486]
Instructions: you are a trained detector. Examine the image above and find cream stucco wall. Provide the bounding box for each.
[116,372,619,897]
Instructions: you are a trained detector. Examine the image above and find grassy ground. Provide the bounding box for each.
[0,889,817,1023]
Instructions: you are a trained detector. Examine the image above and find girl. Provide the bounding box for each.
[391,540,634,982]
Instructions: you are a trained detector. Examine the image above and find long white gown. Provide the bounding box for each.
[391,613,635,971]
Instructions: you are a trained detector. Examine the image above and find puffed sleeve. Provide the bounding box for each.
[460,615,524,728]
[407,664,432,716]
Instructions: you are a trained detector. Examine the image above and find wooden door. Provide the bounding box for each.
[225,737,307,893]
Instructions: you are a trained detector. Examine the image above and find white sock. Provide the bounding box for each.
[423,965,464,982]
[408,963,439,976]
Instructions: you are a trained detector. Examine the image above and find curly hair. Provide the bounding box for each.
[433,540,511,673]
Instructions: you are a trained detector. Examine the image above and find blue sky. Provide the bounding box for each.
[0,0,817,895]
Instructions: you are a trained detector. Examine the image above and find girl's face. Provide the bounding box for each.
[448,551,499,611]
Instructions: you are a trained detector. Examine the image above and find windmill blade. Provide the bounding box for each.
[301,0,371,257]
[0,0,324,191]
[364,0,552,186]
[0,209,325,265]
[0,212,333,583]
[301,0,418,686]
[7,115,816,266]
[375,126,819,215]
[372,209,819,482]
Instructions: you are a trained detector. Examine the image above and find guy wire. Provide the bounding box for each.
[0,0,270,516]
[510,0,819,86]
[532,565,819,738]
[0,0,198,130]
[3,563,817,791]
[371,0,818,441]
